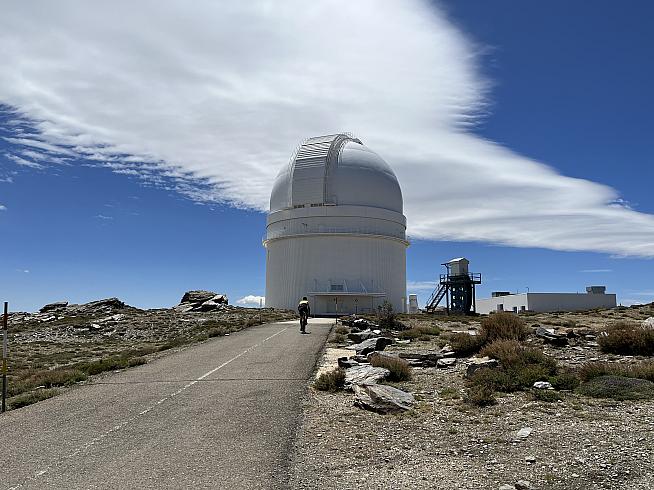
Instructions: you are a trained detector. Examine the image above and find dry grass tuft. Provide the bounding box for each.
[480,313,529,342]
[369,354,412,381]
[314,368,346,392]
[598,321,654,355]
[578,360,654,383]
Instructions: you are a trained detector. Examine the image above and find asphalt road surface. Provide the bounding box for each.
[0,318,333,490]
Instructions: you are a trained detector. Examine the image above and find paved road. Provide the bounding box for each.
[0,318,333,490]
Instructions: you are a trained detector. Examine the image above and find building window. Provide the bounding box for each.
[497,304,504,311]
[520,306,526,312]
[512,306,518,313]
[330,285,344,291]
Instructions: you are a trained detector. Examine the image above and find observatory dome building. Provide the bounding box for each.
[264,134,408,316]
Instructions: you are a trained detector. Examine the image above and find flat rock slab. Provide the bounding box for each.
[353,384,415,413]
[345,365,390,388]
[398,351,444,367]
[466,357,500,378]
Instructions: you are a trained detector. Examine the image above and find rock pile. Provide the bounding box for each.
[330,331,416,413]
[175,290,229,313]
[340,315,379,331]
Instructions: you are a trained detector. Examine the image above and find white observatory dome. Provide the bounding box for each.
[270,136,403,214]
[264,134,408,316]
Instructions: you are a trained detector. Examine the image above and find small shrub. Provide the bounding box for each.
[207,327,226,338]
[464,384,496,407]
[74,356,147,375]
[549,371,580,391]
[377,301,396,329]
[598,322,654,355]
[314,368,346,391]
[450,332,485,356]
[127,357,147,367]
[329,333,347,344]
[369,354,412,381]
[8,388,61,410]
[471,340,557,393]
[480,313,529,342]
[577,375,654,400]
[531,389,562,402]
[439,387,460,400]
[397,326,441,340]
[9,368,88,396]
[334,326,349,335]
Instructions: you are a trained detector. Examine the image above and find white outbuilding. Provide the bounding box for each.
[476,286,617,314]
[264,134,408,316]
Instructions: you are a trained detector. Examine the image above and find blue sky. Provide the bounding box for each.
[0,1,652,311]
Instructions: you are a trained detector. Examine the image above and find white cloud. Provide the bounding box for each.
[0,1,653,256]
[0,204,6,211]
[237,295,265,307]
[95,214,113,220]
[407,280,438,291]
[5,154,44,169]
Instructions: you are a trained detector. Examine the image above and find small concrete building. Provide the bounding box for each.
[476,286,617,314]
[264,134,408,316]
[408,294,419,314]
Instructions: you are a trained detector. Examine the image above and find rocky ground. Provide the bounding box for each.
[3,291,295,409]
[290,304,654,490]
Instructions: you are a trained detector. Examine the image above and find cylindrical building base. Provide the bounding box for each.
[265,234,407,316]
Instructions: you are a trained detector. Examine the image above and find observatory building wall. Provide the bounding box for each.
[265,233,407,315]
[264,133,408,316]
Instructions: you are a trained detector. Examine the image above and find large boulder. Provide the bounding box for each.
[643,317,654,330]
[348,337,393,355]
[344,365,389,387]
[181,290,219,304]
[39,301,68,313]
[353,384,415,413]
[178,291,229,312]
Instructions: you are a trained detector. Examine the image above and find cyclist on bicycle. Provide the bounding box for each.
[298,297,310,333]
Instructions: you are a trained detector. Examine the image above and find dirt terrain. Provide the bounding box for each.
[291,305,654,490]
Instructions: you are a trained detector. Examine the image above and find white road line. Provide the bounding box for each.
[9,326,288,490]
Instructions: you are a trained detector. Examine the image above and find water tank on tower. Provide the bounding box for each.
[264,134,408,316]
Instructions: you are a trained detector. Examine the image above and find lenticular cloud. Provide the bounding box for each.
[1,0,653,256]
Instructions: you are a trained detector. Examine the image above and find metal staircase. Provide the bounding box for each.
[425,283,447,312]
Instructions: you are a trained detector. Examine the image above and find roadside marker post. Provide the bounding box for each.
[2,301,8,413]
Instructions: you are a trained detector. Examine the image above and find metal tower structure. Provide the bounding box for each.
[425,258,482,315]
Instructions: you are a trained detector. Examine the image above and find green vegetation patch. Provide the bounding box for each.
[578,361,654,383]
[8,388,62,410]
[397,325,441,341]
[577,375,654,401]
[465,340,558,402]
